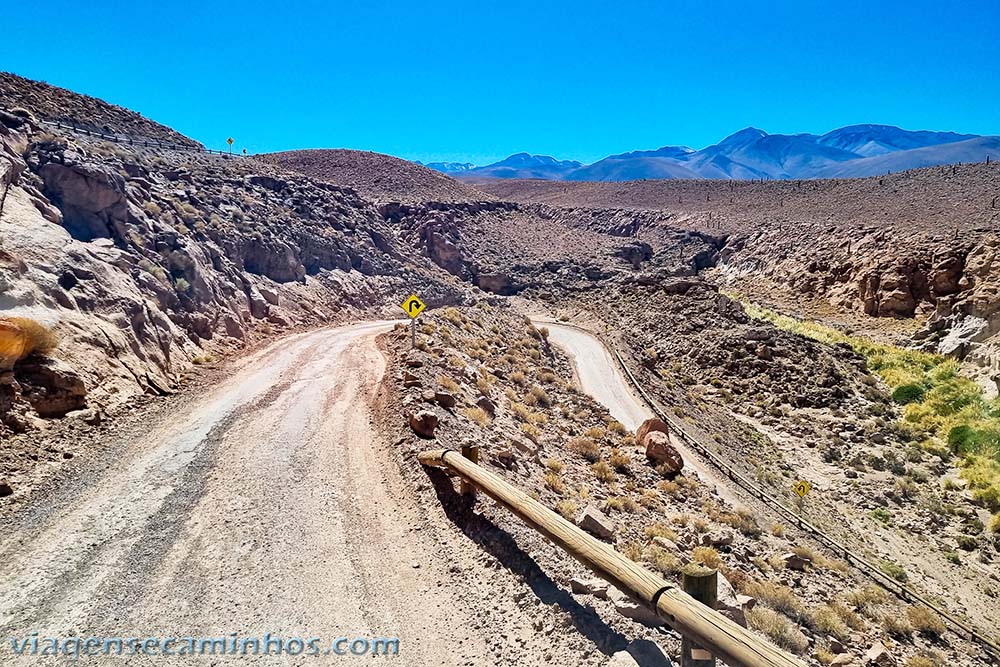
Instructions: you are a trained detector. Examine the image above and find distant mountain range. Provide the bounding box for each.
[424,125,998,181]
[415,161,475,173]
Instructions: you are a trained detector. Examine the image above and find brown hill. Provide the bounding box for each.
[0,72,200,148]
[263,148,492,203]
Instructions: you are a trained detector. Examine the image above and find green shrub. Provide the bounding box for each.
[742,301,1000,518]
[870,508,893,525]
[879,560,908,583]
[892,383,926,405]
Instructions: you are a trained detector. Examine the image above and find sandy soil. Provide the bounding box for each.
[0,321,490,665]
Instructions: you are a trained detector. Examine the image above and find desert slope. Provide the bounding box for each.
[0,71,200,148]
[263,148,491,202]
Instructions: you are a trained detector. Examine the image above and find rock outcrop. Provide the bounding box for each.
[0,97,464,435]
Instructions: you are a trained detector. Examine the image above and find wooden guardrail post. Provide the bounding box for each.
[418,448,806,667]
[460,444,479,496]
[681,565,717,667]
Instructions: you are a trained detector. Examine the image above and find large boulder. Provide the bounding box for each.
[636,417,670,446]
[36,158,131,241]
[474,273,514,295]
[644,431,683,472]
[16,357,87,418]
[433,391,457,408]
[408,410,438,438]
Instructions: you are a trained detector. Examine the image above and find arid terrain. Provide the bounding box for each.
[2,72,999,667]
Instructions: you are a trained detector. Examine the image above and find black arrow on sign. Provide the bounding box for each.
[407,299,420,314]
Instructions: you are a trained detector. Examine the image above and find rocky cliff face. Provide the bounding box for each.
[0,111,461,434]
[707,223,1000,392]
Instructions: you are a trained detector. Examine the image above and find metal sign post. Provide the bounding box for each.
[400,294,426,349]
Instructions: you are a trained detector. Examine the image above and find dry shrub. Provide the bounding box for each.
[844,585,890,618]
[608,448,631,471]
[607,420,627,435]
[528,385,552,407]
[691,546,722,569]
[638,489,661,509]
[591,460,615,483]
[520,423,541,442]
[744,580,808,623]
[827,599,865,631]
[658,480,681,496]
[720,508,762,537]
[511,402,532,422]
[545,459,564,473]
[644,522,678,541]
[643,545,680,575]
[906,653,943,667]
[622,542,643,561]
[881,610,913,638]
[605,496,638,513]
[438,375,461,392]
[815,648,836,665]
[906,606,946,638]
[463,407,490,426]
[555,499,578,519]
[544,471,565,495]
[569,436,601,462]
[746,607,809,654]
[811,605,849,640]
[2,317,58,361]
[770,522,786,537]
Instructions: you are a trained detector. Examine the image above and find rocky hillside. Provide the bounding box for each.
[263,148,492,203]
[382,303,987,667]
[0,72,199,147]
[477,168,1000,384]
[0,101,468,470]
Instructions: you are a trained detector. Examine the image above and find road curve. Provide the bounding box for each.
[539,322,739,505]
[0,321,487,665]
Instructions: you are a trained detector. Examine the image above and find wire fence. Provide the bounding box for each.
[607,342,1000,660]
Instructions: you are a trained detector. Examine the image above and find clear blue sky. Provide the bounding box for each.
[4,0,998,164]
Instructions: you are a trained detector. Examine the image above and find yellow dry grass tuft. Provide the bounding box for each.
[0,317,58,365]
[746,607,809,654]
[569,436,601,462]
[463,407,490,426]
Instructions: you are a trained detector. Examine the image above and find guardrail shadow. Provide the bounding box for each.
[423,466,634,659]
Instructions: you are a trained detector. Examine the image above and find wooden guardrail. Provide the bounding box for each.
[419,448,808,667]
[1,105,247,157]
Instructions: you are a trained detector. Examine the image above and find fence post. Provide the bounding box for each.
[681,565,717,667]
[460,445,479,496]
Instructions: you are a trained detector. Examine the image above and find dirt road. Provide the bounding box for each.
[540,322,740,505]
[0,321,489,665]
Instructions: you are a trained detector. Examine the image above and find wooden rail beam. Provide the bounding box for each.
[419,448,807,667]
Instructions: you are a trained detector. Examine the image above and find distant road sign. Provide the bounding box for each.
[401,295,426,319]
[792,480,811,498]
[227,137,234,146]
